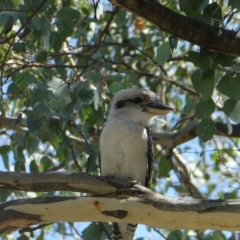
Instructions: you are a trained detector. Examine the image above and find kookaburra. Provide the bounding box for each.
[99,88,174,240]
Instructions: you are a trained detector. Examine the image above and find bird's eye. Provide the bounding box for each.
[132,97,143,104]
[115,100,126,109]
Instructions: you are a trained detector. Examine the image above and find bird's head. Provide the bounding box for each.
[108,88,174,126]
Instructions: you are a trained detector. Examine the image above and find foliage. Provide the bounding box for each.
[0,0,240,239]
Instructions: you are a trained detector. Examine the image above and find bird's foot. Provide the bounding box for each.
[126,177,140,187]
[104,174,115,181]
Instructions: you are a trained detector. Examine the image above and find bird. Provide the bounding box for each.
[99,88,174,240]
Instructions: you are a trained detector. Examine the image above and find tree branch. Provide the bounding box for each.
[1,180,240,233]
[109,0,240,56]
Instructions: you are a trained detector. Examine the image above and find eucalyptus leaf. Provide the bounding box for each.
[191,69,203,94]
[223,99,240,122]
[196,118,216,142]
[0,145,10,155]
[155,42,171,65]
[30,160,40,173]
[195,98,215,119]
[183,99,196,114]
[217,74,240,100]
[109,82,123,93]
[57,6,80,22]
[184,52,212,71]
[82,222,111,240]
[202,70,215,101]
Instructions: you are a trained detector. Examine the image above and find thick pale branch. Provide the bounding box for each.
[1,188,240,233]
[109,0,240,56]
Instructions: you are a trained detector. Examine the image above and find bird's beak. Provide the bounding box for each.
[142,102,175,115]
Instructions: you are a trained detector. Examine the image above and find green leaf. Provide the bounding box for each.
[17,233,29,240]
[24,132,39,155]
[232,64,240,72]
[199,0,209,12]
[40,156,53,171]
[12,42,26,53]
[155,42,171,65]
[196,118,216,142]
[179,0,195,17]
[30,160,40,173]
[191,69,203,94]
[217,74,240,100]
[47,77,68,98]
[0,190,10,202]
[115,9,127,27]
[26,114,41,132]
[183,99,196,114]
[16,146,25,162]
[30,87,49,104]
[88,72,102,82]
[223,99,240,122]
[203,2,222,22]
[109,82,123,93]
[36,230,44,240]
[168,35,178,51]
[15,160,26,172]
[48,96,71,109]
[158,156,171,177]
[57,6,80,22]
[7,82,19,95]
[36,51,48,62]
[15,71,31,87]
[82,223,111,240]
[214,54,237,67]
[202,70,215,101]
[129,37,140,47]
[78,88,94,104]
[191,69,214,101]
[184,51,212,71]
[0,145,10,155]
[51,32,65,52]
[195,99,215,119]
[2,153,9,170]
[167,230,183,239]
[0,48,5,61]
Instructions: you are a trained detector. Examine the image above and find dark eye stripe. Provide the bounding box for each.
[115,97,143,109]
[115,100,126,109]
[132,97,143,104]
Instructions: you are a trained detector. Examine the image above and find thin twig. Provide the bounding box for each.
[171,115,195,130]
[0,0,47,44]
[69,222,84,240]
[57,124,82,172]
[19,223,53,234]
[98,222,111,240]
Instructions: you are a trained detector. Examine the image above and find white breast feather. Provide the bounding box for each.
[100,118,148,185]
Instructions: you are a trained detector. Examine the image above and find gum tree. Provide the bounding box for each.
[0,0,240,239]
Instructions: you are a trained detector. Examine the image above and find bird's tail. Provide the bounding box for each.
[112,223,137,240]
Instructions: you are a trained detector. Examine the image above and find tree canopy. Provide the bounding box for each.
[1,0,240,239]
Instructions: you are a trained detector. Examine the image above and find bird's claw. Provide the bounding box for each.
[126,177,139,187]
[104,174,115,181]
